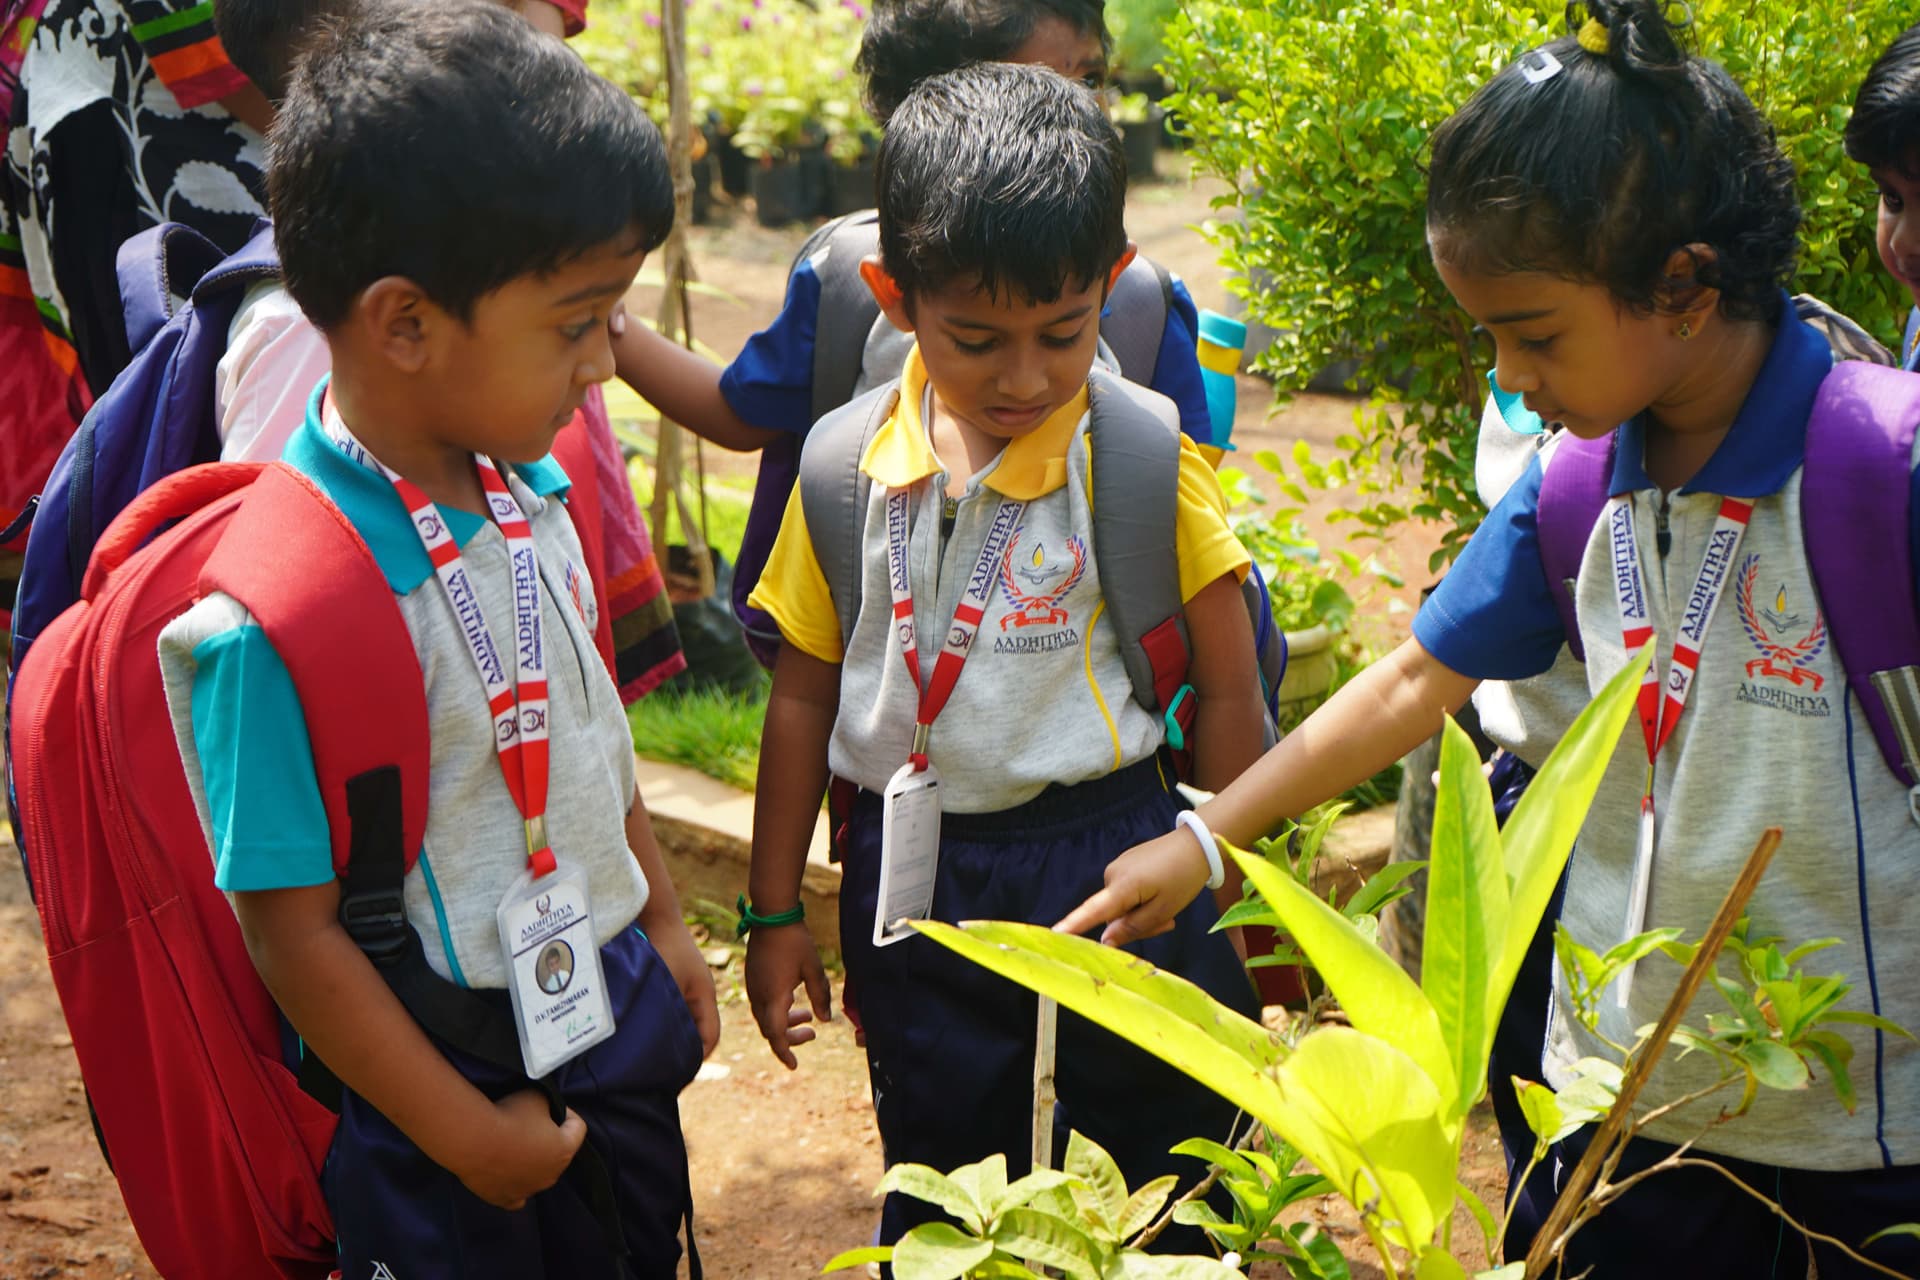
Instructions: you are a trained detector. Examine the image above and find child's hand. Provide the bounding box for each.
[1054,827,1212,946]
[451,1089,587,1210]
[651,920,722,1058]
[744,923,831,1070]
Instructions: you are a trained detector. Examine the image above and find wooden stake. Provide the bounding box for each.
[1523,827,1781,1277]
[1033,996,1059,1173]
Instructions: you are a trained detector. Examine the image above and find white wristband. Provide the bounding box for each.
[1174,810,1226,891]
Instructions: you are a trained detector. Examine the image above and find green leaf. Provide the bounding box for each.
[822,1244,893,1274]
[1228,846,1457,1112]
[1598,927,1687,974]
[948,1154,1009,1229]
[877,1164,986,1234]
[1415,1247,1469,1279]
[1742,1039,1812,1091]
[1475,1267,1526,1280]
[987,1208,1102,1280]
[1800,1031,1858,1114]
[992,1169,1075,1219]
[889,1222,995,1280]
[1454,1180,1499,1269]
[1422,713,1509,1119]
[1107,1252,1248,1279]
[1512,1078,1567,1151]
[1343,859,1428,920]
[912,922,1292,1128]
[1269,1026,1458,1253]
[1116,1175,1180,1241]
[1822,1009,1918,1039]
[1864,1223,1920,1247]
[1493,650,1651,1028]
[1065,1131,1128,1235]
[1168,1137,1256,1181]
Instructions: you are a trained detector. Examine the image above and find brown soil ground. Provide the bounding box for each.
[0,160,1484,1280]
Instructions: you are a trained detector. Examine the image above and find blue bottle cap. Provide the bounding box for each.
[1486,368,1545,435]
[1197,309,1247,350]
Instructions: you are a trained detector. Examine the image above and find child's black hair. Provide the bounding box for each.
[212,0,337,101]
[1427,0,1799,324]
[267,0,672,331]
[876,61,1126,305]
[857,0,1109,127]
[1846,23,1920,178]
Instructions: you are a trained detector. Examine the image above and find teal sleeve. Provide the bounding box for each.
[188,625,336,892]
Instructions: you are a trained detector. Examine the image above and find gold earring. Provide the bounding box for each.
[1677,321,1693,341]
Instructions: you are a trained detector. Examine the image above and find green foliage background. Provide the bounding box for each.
[1164,0,1912,569]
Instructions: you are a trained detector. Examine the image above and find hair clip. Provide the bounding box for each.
[1577,17,1611,54]
[1520,48,1565,85]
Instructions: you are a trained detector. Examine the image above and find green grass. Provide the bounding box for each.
[627,682,768,792]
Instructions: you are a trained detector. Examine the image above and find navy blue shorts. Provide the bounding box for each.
[324,927,703,1279]
[1505,1125,1920,1277]
[839,756,1258,1251]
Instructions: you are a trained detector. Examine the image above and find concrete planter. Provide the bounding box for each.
[1276,622,1338,729]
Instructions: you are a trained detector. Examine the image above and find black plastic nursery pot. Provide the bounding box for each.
[829,155,877,217]
[710,128,750,197]
[1121,114,1161,183]
[690,153,713,225]
[750,154,809,227]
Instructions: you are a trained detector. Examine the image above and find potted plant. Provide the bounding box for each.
[1110,91,1161,183]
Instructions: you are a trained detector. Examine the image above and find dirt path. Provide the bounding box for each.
[1,164,1481,1278]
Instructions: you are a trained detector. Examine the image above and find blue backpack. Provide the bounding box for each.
[9,220,278,678]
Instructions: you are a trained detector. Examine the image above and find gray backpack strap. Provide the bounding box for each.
[797,383,899,646]
[801,210,884,426]
[1085,368,1187,716]
[1101,254,1174,387]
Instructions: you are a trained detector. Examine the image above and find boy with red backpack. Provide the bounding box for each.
[153,3,714,1274]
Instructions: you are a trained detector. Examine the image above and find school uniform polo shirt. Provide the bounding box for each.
[718,248,1216,442]
[749,347,1248,814]
[1416,309,1920,1169]
[158,398,648,990]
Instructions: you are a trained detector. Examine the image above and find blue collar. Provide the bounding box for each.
[1902,305,1920,373]
[1609,296,1833,498]
[286,379,573,593]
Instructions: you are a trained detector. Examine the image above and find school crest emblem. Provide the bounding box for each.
[1735,554,1827,691]
[997,532,1087,630]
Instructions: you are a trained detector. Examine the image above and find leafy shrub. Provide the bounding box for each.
[1163,0,1914,570]
[577,0,874,161]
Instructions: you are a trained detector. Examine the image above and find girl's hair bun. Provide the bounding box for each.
[1574,0,1689,90]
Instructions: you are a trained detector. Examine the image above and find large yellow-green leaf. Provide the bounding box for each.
[1489,648,1650,1033]
[913,921,1290,1122]
[1422,713,1509,1121]
[1231,847,1456,1109]
[1271,1026,1457,1252]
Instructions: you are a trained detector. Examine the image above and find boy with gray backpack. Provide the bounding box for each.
[739,62,1262,1252]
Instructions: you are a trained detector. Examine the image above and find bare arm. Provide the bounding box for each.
[627,783,720,1057]
[232,883,585,1208]
[742,643,841,1067]
[1059,636,1479,943]
[1182,571,1268,921]
[612,321,779,453]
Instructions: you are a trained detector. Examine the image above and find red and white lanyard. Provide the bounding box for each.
[884,486,1024,771]
[325,407,557,878]
[1610,490,1753,1001]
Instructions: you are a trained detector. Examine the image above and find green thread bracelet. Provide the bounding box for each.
[737,893,806,939]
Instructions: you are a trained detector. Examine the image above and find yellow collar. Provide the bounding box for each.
[859,346,1089,500]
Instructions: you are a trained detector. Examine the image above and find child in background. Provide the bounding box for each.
[159,4,715,1273]
[743,62,1262,1250]
[1064,2,1920,1274]
[1848,22,1920,371]
[210,0,690,703]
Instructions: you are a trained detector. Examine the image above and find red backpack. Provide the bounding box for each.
[8,441,621,1277]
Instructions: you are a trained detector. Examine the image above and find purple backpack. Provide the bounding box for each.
[1537,360,1920,788]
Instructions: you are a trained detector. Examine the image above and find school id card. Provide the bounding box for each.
[873,760,941,947]
[496,856,615,1077]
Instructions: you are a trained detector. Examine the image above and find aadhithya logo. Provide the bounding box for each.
[1735,555,1827,691]
[996,532,1087,630]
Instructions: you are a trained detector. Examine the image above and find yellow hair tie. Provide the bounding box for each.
[1577,17,1611,55]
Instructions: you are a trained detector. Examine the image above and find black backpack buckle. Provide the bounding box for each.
[338,888,410,965]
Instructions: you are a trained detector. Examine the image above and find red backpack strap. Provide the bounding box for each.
[199,462,430,876]
[1534,432,1615,663]
[1802,361,1920,789]
[549,413,618,681]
